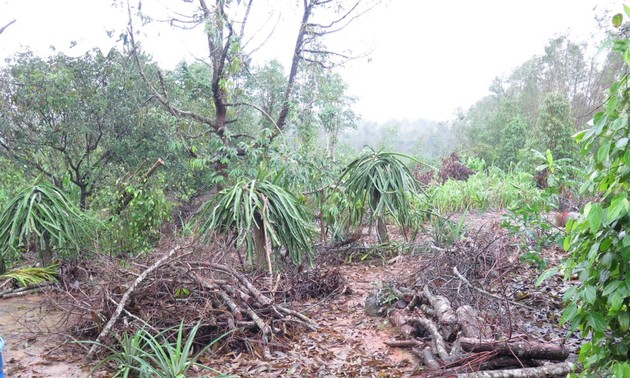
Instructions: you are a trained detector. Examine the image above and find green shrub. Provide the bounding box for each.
[559,17,630,376]
[0,181,90,273]
[97,183,172,256]
[195,172,314,269]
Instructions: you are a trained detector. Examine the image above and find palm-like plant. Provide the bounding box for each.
[0,181,89,273]
[340,150,424,242]
[87,321,234,378]
[196,173,314,269]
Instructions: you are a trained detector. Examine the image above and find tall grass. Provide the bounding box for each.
[428,167,541,214]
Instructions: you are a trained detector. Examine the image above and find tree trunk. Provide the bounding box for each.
[41,232,53,267]
[252,214,268,270]
[377,216,389,243]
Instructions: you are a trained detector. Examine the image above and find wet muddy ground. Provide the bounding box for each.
[0,295,88,377]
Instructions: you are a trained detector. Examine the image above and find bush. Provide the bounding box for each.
[0,181,90,273]
[559,18,630,376]
[96,183,172,255]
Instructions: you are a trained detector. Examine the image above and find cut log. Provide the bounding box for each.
[456,305,492,339]
[389,309,416,339]
[456,361,574,377]
[409,316,449,360]
[423,285,458,340]
[460,337,570,360]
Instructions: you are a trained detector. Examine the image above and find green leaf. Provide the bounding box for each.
[584,285,597,304]
[619,312,630,331]
[609,292,624,312]
[607,194,629,223]
[596,142,611,163]
[561,303,578,326]
[603,280,621,296]
[625,5,630,18]
[535,267,559,287]
[588,204,603,233]
[587,312,607,332]
[613,13,624,28]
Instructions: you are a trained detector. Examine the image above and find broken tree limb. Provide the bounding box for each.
[420,346,441,369]
[385,339,424,348]
[114,158,165,215]
[86,246,180,360]
[423,285,458,340]
[389,309,417,339]
[409,316,449,360]
[455,361,574,377]
[459,337,570,360]
[478,356,540,370]
[456,305,492,339]
[204,262,273,306]
[453,267,535,311]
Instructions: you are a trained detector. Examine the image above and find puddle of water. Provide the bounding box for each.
[0,294,91,377]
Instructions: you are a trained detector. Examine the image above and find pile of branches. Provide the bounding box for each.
[51,244,318,361]
[285,266,349,301]
[375,229,575,376]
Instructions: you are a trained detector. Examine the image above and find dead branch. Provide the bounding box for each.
[453,266,535,311]
[423,285,458,340]
[455,361,575,377]
[0,19,16,35]
[409,316,449,360]
[420,346,441,369]
[456,305,492,339]
[459,337,570,360]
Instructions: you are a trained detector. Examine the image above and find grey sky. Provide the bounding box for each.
[0,0,621,122]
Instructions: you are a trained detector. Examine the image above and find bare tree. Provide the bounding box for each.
[127,0,376,168]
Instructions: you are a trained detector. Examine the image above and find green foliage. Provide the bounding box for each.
[340,150,424,239]
[501,186,558,269]
[196,171,314,266]
[0,264,59,288]
[527,93,578,161]
[455,34,619,169]
[428,167,538,213]
[429,213,468,246]
[560,17,630,376]
[0,157,26,206]
[97,183,172,255]
[88,321,233,378]
[0,181,90,273]
[0,49,173,209]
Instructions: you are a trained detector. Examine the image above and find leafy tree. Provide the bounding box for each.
[527,93,578,161]
[0,49,170,209]
[0,181,89,273]
[128,0,374,175]
[559,12,630,376]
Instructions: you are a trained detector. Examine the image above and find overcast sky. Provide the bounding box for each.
[0,0,622,123]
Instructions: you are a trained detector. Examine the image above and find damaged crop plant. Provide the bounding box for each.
[1,1,630,377]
